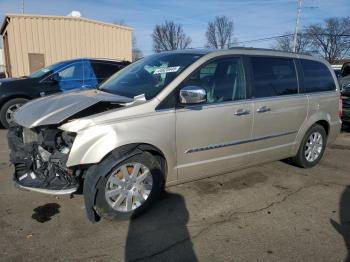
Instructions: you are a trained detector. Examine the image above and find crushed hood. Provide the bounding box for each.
[14,89,133,128]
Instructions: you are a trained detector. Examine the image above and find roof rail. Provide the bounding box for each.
[228,46,311,56]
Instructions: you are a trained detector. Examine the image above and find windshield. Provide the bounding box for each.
[29,61,67,78]
[99,53,203,99]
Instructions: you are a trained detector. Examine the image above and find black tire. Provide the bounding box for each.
[0,98,28,128]
[291,124,327,168]
[94,152,164,220]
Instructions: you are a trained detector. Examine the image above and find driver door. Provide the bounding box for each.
[175,56,253,181]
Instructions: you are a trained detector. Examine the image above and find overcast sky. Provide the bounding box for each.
[1,0,349,55]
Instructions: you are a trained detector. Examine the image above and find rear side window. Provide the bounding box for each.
[250,57,298,98]
[299,59,336,93]
[91,62,121,83]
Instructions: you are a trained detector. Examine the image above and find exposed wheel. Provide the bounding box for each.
[94,152,164,220]
[292,124,327,168]
[0,98,28,128]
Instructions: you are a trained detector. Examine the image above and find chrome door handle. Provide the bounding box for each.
[256,106,271,113]
[234,108,250,116]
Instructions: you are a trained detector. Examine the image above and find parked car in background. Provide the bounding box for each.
[0,58,130,128]
[331,64,342,79]
[8,48,341,222]
[338,62,350,123]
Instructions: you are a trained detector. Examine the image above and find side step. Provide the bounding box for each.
[14,182,78,195]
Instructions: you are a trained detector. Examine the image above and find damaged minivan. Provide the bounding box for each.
[8,49,341,222]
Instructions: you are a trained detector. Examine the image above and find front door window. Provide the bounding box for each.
[57,62,84,91]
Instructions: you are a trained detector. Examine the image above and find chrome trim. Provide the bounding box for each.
[179,86,207,104]
[184,130,298,154]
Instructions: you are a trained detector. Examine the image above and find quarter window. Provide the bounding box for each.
[91,62,121,83]
[250,57,298,98]
[182,57,246,104]
[299,59,336,93]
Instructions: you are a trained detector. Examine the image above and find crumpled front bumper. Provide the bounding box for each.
[7,126,72,190]
[7,126,37,177]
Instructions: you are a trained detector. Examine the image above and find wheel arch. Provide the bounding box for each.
[292,113,331,156]
[0,95,31,108]
[314,119,329,136]
[83,142,168,223]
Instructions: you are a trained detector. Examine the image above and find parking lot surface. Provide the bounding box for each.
[0,127,350,262]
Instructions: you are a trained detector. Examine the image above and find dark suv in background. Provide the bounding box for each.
[339,62,350,123]
[0,58,130,128]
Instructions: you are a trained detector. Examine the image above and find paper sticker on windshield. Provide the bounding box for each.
[153,66,180,75]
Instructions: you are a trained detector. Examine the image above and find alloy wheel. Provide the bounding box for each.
[105,162,153,212]
[5,103,22,125]
[304,131,323,162]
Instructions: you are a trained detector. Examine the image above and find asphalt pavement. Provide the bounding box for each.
[0,127,350,262]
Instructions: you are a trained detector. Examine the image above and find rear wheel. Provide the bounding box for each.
[292,124,327,168]
[94,152,164,220]
[0,98,28,128]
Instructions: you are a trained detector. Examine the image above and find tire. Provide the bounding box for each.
[0,98,28,128]
[94,152,164,220]
[291,124,327,168]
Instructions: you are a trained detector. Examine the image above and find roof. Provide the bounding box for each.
[53,57,130,64]
[0,13,133,35]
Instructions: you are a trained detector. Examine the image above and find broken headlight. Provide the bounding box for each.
[56,131,76,154]
[22,128,39,144]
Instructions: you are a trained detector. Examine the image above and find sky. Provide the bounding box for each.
[0,0,349,56]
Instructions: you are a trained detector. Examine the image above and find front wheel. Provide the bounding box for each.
[0,98,28,128]
[291,124,327,168]
[94,152,164,220]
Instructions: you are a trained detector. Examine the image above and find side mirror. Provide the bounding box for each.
[50,73,60,83]
[179,85,207,105]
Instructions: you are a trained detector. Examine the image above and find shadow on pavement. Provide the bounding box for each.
[331,185,350,262]
[125,192,198,262]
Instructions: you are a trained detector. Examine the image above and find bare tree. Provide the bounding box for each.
[206,16,235,49]
[152,21,192,52]
[132,36,143,62]
[305,17,350,63]
[271,31,311,54]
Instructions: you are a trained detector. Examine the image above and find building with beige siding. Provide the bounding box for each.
[0,13,133,77]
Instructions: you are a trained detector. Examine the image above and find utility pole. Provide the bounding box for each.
[21,0,24,14]
[293,0,303,52]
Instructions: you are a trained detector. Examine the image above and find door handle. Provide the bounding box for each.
[234,108,250,116]
[256,106,271,113]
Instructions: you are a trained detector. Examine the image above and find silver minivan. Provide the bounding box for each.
[8,48,341,221]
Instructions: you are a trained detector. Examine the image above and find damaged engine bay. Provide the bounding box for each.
[7,125,80,194]
[7,88,137,195]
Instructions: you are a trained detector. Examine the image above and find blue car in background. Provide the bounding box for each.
[0,58,130,128]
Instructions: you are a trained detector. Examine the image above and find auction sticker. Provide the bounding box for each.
[153,66,180,74]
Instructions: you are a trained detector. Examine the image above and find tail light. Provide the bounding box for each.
[339,96,343,118]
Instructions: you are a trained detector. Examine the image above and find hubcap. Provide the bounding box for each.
[105,162,153,212]
[5,103,22,124]
[305,131,323,162]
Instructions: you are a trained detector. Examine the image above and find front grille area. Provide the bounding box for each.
[343,97,350,109]
[342,96,350,121]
